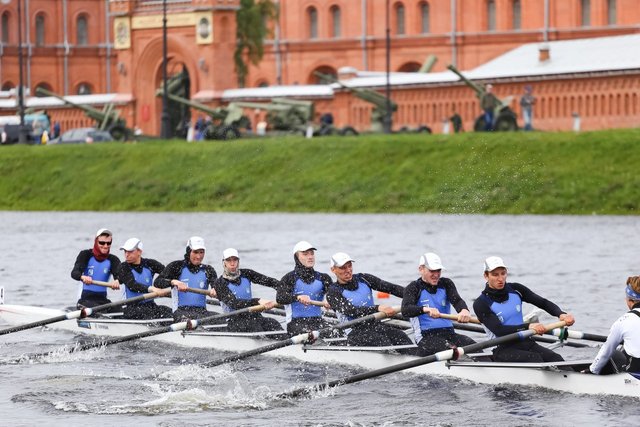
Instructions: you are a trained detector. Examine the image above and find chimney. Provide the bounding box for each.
[538,44,550,62]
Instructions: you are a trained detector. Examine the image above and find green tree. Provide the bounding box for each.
[234,0,277,88]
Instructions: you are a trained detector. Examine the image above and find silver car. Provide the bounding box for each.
[49,127,114,144]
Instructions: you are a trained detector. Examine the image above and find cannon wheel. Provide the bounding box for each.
[416,125,432,134]
[339,126,359,136]
[473,115,487,132]
[108,124,130,141]
[494,113,518,131]
[216,125,240,141]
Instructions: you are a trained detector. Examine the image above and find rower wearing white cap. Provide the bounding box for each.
[70,228,121,310]
[213,248,283,333]
[115,238,172,319]
[402,252,476,356]
[276,241,334,335]
[585,276,640,377]
[154,236,218,322]
[473,256,575,363]
[326,252,415,354]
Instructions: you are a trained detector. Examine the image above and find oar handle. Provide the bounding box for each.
[91,280,115,287]
[438,313,481,324]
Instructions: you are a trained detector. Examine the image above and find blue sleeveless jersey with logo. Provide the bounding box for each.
[83,257,112,294]
[337,276,373,323]
[411,287,452,342]
[285,274,324,323]
[123,266,153,303]
[481,286,523,339]
[220,277,252,313]
[171,266,208,310]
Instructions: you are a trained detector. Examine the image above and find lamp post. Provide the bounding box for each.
[384,0,392,134]
[160,0,171,139]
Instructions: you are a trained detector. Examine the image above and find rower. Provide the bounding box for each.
[473,256,575,363]
[70,228,121,310]
[154,236,218,322]
[213,248,283,333]
[115,238,172,319]
[586,276,640,377]
[402,252,476,356]
[276,240,334,335]
[326,252,416,354]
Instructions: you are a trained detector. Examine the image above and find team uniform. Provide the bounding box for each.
[116,258,172,319]
[589,303,640,377]
[327,273,415,354]
[213,268,283,333]
[402,277,476,356]
[70,249,120,310]
[473,282,566,363]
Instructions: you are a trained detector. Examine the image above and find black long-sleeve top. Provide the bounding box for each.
[116,258,165,294]
[473,282,565,337]
[213,268,280,310]
[276,269,333,304]
[70,249,120,281]
[326,273,404,318]
[153,259,217,290]
[401,277,469,318]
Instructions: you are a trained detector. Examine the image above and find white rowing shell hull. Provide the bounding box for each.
[2,304,639,398]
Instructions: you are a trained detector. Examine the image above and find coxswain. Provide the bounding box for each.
[586,276,640,377]
[70,228,121,310]
[473,256,575,362]
[154,236,217,321]
[402,252,476,356]
[213,248,283,333]
[115,238,172,319]
[326,252,415,354]
[276,241,334,335]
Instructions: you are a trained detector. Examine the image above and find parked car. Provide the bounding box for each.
[49,127,114,144]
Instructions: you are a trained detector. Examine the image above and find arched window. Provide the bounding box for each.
[76,82,92,95]
[34,82,53,96]
[1,12,9,43]
[581,0,591,27]
[512,0,521,30]
[257,80,269,88]
[398,62,421,72]
[487,0,496,31]
[35,14,45,46]
[308,7,318,39]
[395,3,405,35]
[309,65,337,84]
[77,15,88,45]
[607,0,617,25]
[420,2,430,33]
[2,81,15,91]
[330,5,341,38]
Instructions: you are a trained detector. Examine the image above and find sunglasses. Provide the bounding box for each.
[97,241,112,246]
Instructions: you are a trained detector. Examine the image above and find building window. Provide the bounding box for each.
[607,0,617,25]
[35,14,45,46]
[77,15,88,45]
[330,5,341,38]
[512,0,521,30]
[308,7,318,39]
[395,3,405,35]
[487,0,496,31]
[581,0,591,27]
[420,2,430,33]
[77,83,92,95]
[1,12,9,43]
[34,82,53,96]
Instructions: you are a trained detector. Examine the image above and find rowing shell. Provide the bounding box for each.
[1,303,639,398]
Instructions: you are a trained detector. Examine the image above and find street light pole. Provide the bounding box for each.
[11,0,29,143]
[160,0,171,139]
[384,0,392,134]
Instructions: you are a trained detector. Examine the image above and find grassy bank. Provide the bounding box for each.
[0,129,639,214]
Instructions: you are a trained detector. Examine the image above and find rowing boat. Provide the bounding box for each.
[2,302,639,398]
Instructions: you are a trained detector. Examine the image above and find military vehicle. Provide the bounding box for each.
[34,87,132,140]
[446,64,518,131]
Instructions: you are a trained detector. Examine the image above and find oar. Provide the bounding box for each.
[546,327,606,343]
[279,320,567,399]
[15,303,269,362]
[202,306,400,368]
[433,313,481,324]
[0,288,171,336]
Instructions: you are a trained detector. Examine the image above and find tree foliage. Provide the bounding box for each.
[234,0,277,88]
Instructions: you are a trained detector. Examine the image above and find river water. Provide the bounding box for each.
[1,212,639,426]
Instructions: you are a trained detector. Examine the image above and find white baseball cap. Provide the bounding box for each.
[96,228,112,237]
[484,256,507,272]
[187,236,206,251]
[120,238,143,252]
[222,248,239,260]
[419,252,445,270]
[330,252,355,268]
[293,240,317,254]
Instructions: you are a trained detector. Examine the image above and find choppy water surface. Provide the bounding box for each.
[1,212,639,426]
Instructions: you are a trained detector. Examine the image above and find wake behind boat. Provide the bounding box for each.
[2,300,639,398]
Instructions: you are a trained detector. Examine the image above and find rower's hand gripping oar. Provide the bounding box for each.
[278,320,567,399]
[201,306,401,368]
[0,288,171,336]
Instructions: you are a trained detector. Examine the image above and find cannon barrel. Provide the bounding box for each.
[418,54,438,73]
[230,101,292,112]
[161,92,227,120]
[314,71,397,111]
[446,64,484,98]
[35,87,114,122]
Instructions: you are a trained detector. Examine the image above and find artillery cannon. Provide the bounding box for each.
[35,87,131,140]
[446,64,518,131]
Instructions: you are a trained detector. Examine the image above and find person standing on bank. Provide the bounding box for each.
[154,236,217,321]
[276,241,334,335]
[116,238,172,319]
[473,256,575,363]
[480,84,500,131]
[520,85,536,131]
[71,228,121,310]
[402,252,476,356]
[327,252,415,354]
[214,248,283,333]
